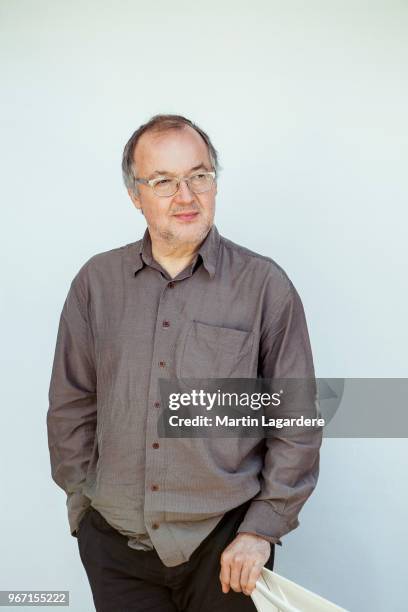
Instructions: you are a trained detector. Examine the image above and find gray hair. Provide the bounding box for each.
[122,114,220,195]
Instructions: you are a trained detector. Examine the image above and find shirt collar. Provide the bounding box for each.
[133,224,220,279]
[196,224,220,279]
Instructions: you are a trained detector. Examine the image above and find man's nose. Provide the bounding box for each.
[173,179,195,204]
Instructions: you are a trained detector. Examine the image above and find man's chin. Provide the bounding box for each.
[170,221,211,245]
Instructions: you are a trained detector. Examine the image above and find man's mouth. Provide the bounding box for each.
[173,211,199,222]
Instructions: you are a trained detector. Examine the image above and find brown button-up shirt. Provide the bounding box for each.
[47,224,322,567]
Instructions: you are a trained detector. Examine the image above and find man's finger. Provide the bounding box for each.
[244,561,264,595]
[219,555,231,593]
[239,559,254,595]
[229,554,244,592]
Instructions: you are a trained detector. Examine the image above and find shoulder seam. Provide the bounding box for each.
[75,239,142,273]
[219,235,291,284]
[220,235,274,263]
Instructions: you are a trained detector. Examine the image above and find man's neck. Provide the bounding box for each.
[150,233,205,279]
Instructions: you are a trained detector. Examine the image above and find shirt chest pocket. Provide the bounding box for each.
[178,321,255,379]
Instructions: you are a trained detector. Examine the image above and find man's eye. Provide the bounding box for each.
[156,179,172,185]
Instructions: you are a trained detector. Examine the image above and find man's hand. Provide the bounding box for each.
[219,533,271,596]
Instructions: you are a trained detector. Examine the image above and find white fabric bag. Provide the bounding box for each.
[251,568,348,612]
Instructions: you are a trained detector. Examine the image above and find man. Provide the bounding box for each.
[47,114,322,611]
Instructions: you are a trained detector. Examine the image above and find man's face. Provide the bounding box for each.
[129,126,217,246]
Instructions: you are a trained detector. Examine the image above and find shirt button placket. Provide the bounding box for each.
[145,280,176,556]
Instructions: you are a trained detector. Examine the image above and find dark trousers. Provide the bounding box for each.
[77,501,275,612]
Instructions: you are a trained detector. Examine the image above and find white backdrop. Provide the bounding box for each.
[1,1,407,611]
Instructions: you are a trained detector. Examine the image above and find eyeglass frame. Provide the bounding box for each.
[133,170,217,197]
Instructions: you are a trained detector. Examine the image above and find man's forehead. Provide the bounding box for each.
[133,126,211,174]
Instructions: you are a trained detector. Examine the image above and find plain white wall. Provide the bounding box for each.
[1,1,407,610]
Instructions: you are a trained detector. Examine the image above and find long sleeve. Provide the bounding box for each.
[46,270,97,537]
[236,275,323,545]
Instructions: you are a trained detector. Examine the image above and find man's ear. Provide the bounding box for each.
[128,188,142,211]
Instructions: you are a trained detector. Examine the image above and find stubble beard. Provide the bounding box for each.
[155,217,213,248]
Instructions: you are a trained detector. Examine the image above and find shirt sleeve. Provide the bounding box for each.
[46,270,97,537]
[236,274,323,546]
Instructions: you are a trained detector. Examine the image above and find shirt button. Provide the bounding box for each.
[162,320,170,327]
[151,484,159,491]
[159,361,166,368]
[168,282,175,288]
[152,442,160,449]
[152,523,160,529]
[154,401,160,408]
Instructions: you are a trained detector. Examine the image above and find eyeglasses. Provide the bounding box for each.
[134,170,216,197]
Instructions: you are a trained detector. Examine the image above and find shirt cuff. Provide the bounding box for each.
[66,491,91,538]
[236,500,300,547]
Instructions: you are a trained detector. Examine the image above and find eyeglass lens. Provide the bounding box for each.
[154,174,214,196]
